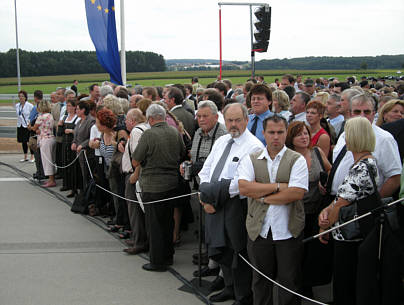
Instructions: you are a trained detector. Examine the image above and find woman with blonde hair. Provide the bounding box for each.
[312,91,330,105]
[271,89,291,121]
[318,117,378,305]
[32,100,56,187]
[375,99,404,126]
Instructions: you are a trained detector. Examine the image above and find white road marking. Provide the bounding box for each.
[0,177,28,182]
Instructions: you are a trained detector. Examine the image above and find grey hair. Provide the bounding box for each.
[64,89,75,97]
[223,103,248,119]
[146,103,166,121]
[118,97,129,114]
[198,100,218,115]
[233,88,243,96]
[342,89,362,109]
[351,93,375,109]
[100,85,114,98]
[329,94,341,102]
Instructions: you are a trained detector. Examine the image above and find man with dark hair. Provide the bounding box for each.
[164,87,195,138]
[202,88,225,124]
[289,92,310,124]
[283,85,296,101]
[116,87,129,100]
[192,76,202,95]
[239,114,308,305]
[172,84,194,114]
[223,79,233,99]
[280,74,295,90]
[247,84,273,145]
[333,82,350,94]
[360,80,370,89]
[214,82,228,97]
[303,79,316,98]
[29,90,45,179]
[142,87,158,101]
[71,80,78,96]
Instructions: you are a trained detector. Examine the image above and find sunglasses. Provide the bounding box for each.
[352,109,372,115]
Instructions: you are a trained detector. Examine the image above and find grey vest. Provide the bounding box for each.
[246,148,305,241]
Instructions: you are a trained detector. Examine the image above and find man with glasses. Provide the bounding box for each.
[330,93,401,200]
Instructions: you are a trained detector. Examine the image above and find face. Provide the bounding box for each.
[129,96,137,108]
[76,106,85,117]
[290,94,305,115]
[56,89,64,102]
[326,97,340,117]
[91,86,100,99]
[351,101,374,123]
[125,116,135,131]
[383,104,404,123]
[296,76,302,83]
[224,105,248,138]
[279,79,290,90]
[50,93,57,104]
[67,103,75,114]
[292,126,310,149]
[272,98,279,113]
[333,86,342,94]
[323,79,329,87]
[251,93,270,115]
[197,107,218,133]
[339,93,350,115]
[306,107,321,125]
[163,91,175,110]
[18,93,26,103]
[304,85,315,95]
[142,90,150,99]
[263,120,287,152]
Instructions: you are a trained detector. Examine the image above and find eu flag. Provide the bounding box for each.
[85,0,122,85]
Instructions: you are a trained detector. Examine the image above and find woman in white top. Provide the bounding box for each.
[15,90,34,162]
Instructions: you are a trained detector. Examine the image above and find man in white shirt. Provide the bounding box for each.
[288,92,310,124]
[198,103,264,304]
[330,94,402,199]
[326,94,344,135]
[238,115,308,305]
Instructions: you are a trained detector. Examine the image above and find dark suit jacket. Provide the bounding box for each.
[381,118,404,162]
[73,115,95,150]
[172,106,195,138]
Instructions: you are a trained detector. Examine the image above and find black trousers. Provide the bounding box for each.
[142,189,176,266]
[34,147,45,177]
[125,175,148,249]
[247,232,303,305]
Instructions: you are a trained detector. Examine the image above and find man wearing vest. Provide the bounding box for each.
[239,115,309,305]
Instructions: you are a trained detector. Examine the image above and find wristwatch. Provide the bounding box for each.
[260,197,265,204]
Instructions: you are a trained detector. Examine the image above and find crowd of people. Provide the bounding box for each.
[15,74,404,305]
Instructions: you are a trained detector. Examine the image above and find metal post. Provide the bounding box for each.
[14,0,21,92]
[250,5,255,79]
[219,6,223,81]
[120,0,126,86]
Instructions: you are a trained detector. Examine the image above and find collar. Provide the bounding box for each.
[171,105,182,111]
[232,128,250,146]
[252,109,272,120]
[295,112,306,120]
[152,121,168,128]
[258,145,287,161]
[198,122,219,138]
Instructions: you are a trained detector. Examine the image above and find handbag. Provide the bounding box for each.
[338,160,382,240]
[28,136,38,152]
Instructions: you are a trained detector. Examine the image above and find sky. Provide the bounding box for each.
[0,0,403,62]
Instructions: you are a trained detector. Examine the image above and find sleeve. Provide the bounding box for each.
[79,119,95,148]
[36,114,43,126]
[237,154,255,182]
[288,155,309,191]
[376,136,402,179]
[337,162,373,202]
[132,131,149,163]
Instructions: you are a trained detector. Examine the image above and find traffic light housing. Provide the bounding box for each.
[252,5,271,53]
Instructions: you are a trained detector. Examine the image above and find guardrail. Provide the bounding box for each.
[0,94,51,101]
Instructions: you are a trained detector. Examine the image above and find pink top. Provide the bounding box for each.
[37,113,54,140]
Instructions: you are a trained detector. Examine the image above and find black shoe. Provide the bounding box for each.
[66,192,76,198]
[193,266,220,277]
[209,276,225,292]
[142,263,167,272]
[209,286,234,302]
[59,187,69,192]
[192,252,208,260]
[192,254,209,265]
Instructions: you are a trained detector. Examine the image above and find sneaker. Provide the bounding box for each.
[19,159,28,162]
[29,159,35,163]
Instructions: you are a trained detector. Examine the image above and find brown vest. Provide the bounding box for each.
[246,148,305,241]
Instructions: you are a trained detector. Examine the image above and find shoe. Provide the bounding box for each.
[108,226,122,232]
[193,266,220,277]
[125,240,135,247]
[209,286,234,302]
[142,263,167,272]
[123,247,147,255]
[29,159,35,163]
[19,159,28,162]
[42,181,56,188]
[59,187,69,192]
[66,192,76,198]
[193,255,209,265]
[192,252,208,260]
[209,276,225,292]
[165,257,173,266]
[118,231,131,239]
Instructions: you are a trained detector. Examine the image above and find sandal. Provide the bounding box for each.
[118,231,131,239]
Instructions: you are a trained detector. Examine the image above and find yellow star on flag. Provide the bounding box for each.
[104,8,109,13]
[112,6,115,11]
[90,0,95,4]
[97,5,102,10]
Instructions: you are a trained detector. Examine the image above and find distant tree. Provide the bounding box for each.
[360,61,368,70]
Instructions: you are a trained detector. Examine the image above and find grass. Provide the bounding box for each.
[0,69,399,94]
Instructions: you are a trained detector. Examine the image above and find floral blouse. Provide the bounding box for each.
[36,113,54,139]
[332,157,378,241]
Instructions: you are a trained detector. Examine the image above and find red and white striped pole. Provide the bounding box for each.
[219,6,222,81]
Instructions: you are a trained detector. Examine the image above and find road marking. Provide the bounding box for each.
[0,177,28,182]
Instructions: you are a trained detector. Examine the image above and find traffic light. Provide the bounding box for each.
[252,5,271,53]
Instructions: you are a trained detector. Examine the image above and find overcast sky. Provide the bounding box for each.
[0,0,403,61]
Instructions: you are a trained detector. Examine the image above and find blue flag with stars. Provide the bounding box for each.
[85,0,122,85]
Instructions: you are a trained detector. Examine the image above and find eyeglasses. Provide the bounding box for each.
[352,109,372,115]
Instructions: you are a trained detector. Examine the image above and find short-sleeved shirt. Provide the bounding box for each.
[190,123,227,163]
[132,121,186,193]
[36,113,54,139]
[333,158,378,240]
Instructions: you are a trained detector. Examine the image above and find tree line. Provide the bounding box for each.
[255,55,404,70]
[0,49,166,77]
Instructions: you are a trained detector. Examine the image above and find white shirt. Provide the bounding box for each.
[331,124,402,195]
[291,111,308,124]
[15,102,34,127]
[121,122,149,173]
[238,145,308,240]
[199,129,264,198]
[90,124,102,156]
[218,112,225,125]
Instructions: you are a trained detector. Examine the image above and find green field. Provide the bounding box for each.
[0,69,398,95]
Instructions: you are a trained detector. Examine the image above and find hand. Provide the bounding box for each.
[71,143,77,151]
[129,172,138,184]
[203,203,216,214]
[318,208,330,229]
[77,145,83,153]
[118,142,125,153]
[318,182,326,195]
[58,120,64,126]
[318,228,330,244]
[179,164,185,176]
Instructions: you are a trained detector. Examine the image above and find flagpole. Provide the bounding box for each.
[14,0,21,92]
[120,0,126,86]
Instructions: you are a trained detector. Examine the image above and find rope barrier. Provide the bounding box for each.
[238,254,329,305]
[40,147,82,169]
